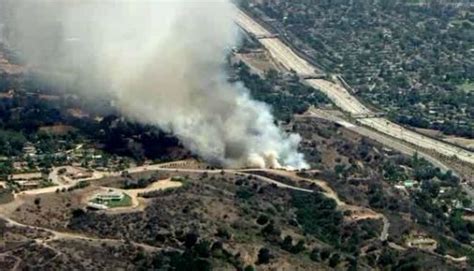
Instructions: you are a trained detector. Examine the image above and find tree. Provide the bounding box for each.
[281,235,293,252]
[71,208,85,218]
[310,248,321,262]
[421,181,440,198]
[291,240,305,254]
[257,248,271,264]
[194,240,211,258]
[184,232,199,249]
[261,221,281,241]
[378,248,396,267]
[329,253,341,268]
[320,249,331,261]
[256,214,269,225]
[216,227,231,240]
[291,191,342,245]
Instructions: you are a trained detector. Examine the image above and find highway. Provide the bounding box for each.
[306,79,371,115]
[359,118,474,165]
[235,10,474,167]
[303,108,453,172]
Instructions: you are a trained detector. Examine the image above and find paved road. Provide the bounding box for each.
[359,118,474,165]
[235,10,474,167]
[306,79,371,115]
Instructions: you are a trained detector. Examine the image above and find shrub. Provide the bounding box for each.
[257,247,271,264]
[256,214,269,225]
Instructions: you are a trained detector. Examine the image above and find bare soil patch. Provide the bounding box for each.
[9,187,95,231]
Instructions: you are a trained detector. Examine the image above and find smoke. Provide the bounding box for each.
[0,0,308,169]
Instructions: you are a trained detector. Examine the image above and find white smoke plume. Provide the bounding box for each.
[0,0,308,169]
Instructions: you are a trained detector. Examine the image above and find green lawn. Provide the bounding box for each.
[91,193,133,208]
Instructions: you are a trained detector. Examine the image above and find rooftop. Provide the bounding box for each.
[8,172,43,181]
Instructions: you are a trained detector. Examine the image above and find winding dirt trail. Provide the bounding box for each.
[243,168,390,241]
[0,213,162,252]
[1,163,391,248]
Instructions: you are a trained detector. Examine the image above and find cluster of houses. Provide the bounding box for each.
[4,165,95,192]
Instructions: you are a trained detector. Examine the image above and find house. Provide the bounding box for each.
[8,172,44,182]
[460,207,474,216]
[67,171,93,180]
[16,180,41,190]
[87,189,126,210]
[8,172,45,190]
[407,237,437,251]
[12,161,28,170]
[22,143,37,157]
[403,179,418,189]
[406,231,438,251]
[94,190,125,202]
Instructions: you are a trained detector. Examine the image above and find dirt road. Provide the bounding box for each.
[126,166,315,193]
[2,162,391,252]
[0,213,161,252]
[243,168,390,241]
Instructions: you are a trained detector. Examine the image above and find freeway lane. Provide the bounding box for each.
[235,11,271,37]
[235,10,474,167]
[359,118,474,164]
[236,11,315,75]
[260,38,315,75]
[305,108,453,172]
[306,79,371,115]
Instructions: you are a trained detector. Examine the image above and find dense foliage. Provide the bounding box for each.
[291,191,343,245]
[243,0,474,137]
